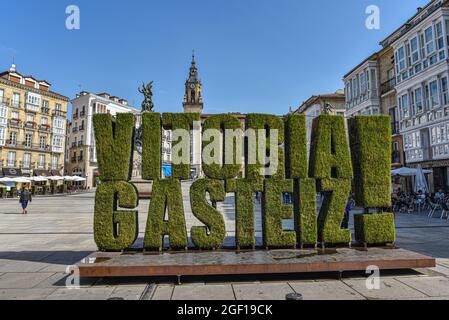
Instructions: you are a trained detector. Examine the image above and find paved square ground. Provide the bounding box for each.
[1,185,449,300]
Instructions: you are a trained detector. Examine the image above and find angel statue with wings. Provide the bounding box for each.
[138,81,155,112]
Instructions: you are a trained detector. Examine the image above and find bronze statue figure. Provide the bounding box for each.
[138,81,154,112]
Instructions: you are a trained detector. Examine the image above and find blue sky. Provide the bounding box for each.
[0,0,430,115]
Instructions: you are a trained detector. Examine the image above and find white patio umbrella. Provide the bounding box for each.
[391,167,432,177]
[10,177,31,183]
[414,165,430,193]
[30,176,49,182]
[0,177,13,182]
[63,176,77,181]
[48,176,64,181]
[72,176,86,182]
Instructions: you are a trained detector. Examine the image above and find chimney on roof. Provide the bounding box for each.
[417,7,423,12]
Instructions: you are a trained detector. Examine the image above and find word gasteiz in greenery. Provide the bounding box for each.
[93,113,395,252]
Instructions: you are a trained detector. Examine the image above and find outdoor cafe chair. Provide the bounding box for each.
[427,198,442,219]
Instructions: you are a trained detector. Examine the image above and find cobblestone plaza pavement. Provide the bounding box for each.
[1,184,449,300]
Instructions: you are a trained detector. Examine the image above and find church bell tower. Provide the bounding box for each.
[183,51,204,113]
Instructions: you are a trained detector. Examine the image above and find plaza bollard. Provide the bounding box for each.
[286,293,303,300]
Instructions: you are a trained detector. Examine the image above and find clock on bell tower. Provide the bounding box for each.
[183,50,204,113]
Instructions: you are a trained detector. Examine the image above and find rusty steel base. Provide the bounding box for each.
[77,247,436,278]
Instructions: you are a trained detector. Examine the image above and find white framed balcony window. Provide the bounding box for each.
[425,26,435,56]
[12,93,20,107]
[51,155,58,170]
[441,77,448,106]
[414,87,423,114]
[410,36,420,64]
[396,46,406,73]
[25,133,33,148]
[429,80,439,107]
[399,94,410,119]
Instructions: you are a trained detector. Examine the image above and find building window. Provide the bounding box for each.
[38,154,45,169]
[9,131,17,145]
[410,37,420,64]
[429,80,439,107]
[23,153,31,169]
[41,117,48,125]
[425,26,435,55]
[40,136,46,149]
[51,155,58,170]
[12,93,20,107]
[442,77,448,105]
[7,151,16,167]
[26,114,34,122]
[396,47,406,72]
[414,87,423,114]
[0,126,5,146]
[25,133,33,148]
[400,94,409,118]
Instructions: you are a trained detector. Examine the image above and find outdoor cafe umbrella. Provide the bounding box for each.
[10,177,31,184]
[0,177,13,182]
[72,176,86,182]
[48,176,64,181]
[391,167,433,177]
[414,165,430,194]
[30,176,48,182]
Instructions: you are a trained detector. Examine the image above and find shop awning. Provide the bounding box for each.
[2,168,23,177]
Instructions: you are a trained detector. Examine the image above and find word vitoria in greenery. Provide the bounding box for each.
[93,113,395,251]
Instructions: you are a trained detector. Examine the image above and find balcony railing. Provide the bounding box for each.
[5,140,51,152]
[72,127,78,133]
[80,110,86,117]
[72,142,77,148]
[5,160,17,168]
[79,125,85,131]
[52,110,67,117]
[25,103,40,113]
[38,125,51,132]
[78,156,84,162]
[73,113,79,120]
[71,156,77,163]
[381,78,396,95]
[9,119,21,127]
[20,161,35,169]
[24,122,37,130]
[41,107,50,115]
[78,141,84,146]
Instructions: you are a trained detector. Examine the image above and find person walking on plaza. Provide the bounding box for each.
[19,188,32,215]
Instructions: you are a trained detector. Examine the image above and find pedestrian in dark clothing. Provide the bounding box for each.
[19,188,32,214]
[342,199,351,229]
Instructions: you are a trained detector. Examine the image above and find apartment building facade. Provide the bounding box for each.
[66,91,140,189]
[344,44,404,168]
[293,91,346,155]
[381,0,449,191]
[0,64,68,177]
